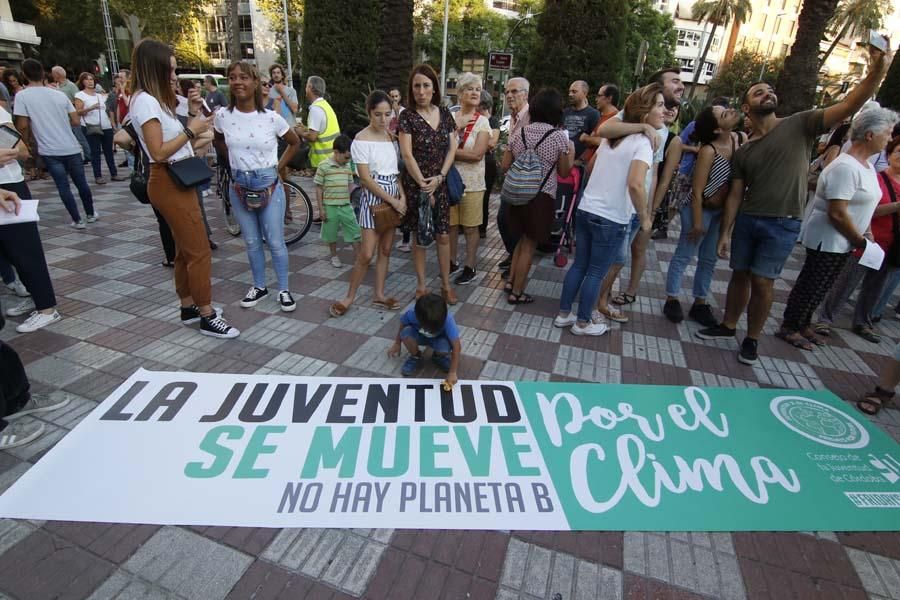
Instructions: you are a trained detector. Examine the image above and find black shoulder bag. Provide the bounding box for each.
[879,171,900,268]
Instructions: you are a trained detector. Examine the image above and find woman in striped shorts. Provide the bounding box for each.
[663,104,744,326]
[330,91,407,317]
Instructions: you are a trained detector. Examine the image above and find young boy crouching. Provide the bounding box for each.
[388,293,461,385]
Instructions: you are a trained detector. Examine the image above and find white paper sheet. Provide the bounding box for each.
[0,199,39,225]
[859,239,885,270]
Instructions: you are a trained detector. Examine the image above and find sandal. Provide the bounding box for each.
[812,322,831,337]
[599,307,629,323]
[800,328,827,346]
[415,288,430,300]
[857,386,895,415]
[776,328,815,351]
[373,297,401,311]
[503,281,513,293]
[507,292,535,305]
[612,292,636,306]
[442,288,459,306]
[329,302,349,318]
[853,325,881,344]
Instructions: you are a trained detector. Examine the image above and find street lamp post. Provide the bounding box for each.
[760,11,787,80]
[499,10,541,116]
[439,0,450,98]
[282,0,293,88]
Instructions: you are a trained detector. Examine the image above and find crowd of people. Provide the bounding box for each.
[0,37,899,449]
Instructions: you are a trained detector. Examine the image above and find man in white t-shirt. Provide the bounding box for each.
[13,60,95,229]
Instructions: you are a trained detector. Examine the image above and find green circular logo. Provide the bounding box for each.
[770,396,869,449]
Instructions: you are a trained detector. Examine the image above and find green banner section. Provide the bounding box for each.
[517,383,900,531]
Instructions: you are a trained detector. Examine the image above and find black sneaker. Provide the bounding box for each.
[738,337,758,365]
[454,266,477,285]
[278,290,296,312]
[200,312,240,339]
[696,323,736,340]
[181,304,224,325]
[663,299,684,323]
[241,286,269,308]
[498,256,511,269]
[688,303,718,328]
[449,261,460,274]
[651,227,668,240]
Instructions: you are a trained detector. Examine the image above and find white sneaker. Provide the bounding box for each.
[571,321,609,336]
[330,255,342,268]
[0,420,45,449]
[554,313,577,328]
[278,290,296,312]
[5,298,35,317]
[16,310,61,333]
[591,310,606,325]
[6,391,71,421]
[6,279,29,297]
[71,220,86,230]
[86,211,99,223]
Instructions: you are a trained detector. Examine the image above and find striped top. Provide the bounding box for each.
[313,157,353,205]
[702,136,736,200]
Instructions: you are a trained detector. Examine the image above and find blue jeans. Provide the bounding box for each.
[613,213,641,265]
[666,204,722,299]
[873,268,900,318]
[228,167,289,291]
[560,210,629,322]
[729,214,801,279]
[72,125,91,160]
[85,128,118,179]
[400,325,452,354]
[42,153,94,223]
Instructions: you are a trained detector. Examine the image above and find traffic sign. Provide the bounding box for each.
[489,52,513,71]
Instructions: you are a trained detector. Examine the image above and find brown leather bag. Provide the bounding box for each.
[372,202,401,235]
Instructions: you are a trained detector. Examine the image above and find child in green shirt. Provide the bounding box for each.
[314,135,361,267]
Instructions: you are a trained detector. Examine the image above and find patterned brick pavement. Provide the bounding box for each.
[0,171,898,599]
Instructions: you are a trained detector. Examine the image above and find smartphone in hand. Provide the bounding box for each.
[869,30,889,52]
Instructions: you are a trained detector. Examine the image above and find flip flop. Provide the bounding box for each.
[373,297,401,311]
[329,302,349,318]
[612,292,636,306]
[776,329,814,351]
[800,328,827,346]
[812,322,831,337]
[856,386,895,415]
[599,307,629,323]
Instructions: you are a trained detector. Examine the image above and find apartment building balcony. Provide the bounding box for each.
[0,18,40,46]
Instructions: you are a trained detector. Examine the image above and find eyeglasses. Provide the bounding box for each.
[505,88,525,95]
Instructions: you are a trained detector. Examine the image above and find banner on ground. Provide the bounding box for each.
[1,369,898,530]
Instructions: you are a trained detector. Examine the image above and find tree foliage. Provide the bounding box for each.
[376,0,414,93]
[820,0,889,67]
[687,0,753,101]
[706,49,784,101]
[108,0,213,47]
[301,0,381,132]
[624,0,677,90]
[9,0,106,72]
[415,0,509,70]
[255,0,303,78]
[526,0,630,95]
[876,51,900,111]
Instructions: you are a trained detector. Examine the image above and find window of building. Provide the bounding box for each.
[678,58,694,73]
[461,57,485,75]
[239,15,252,32]
[790,21,797,38]
[782,43,790,57]
[677,29,702,49]
[704,61,716,78]
[206,43,224,60]
[767,41,775,55]
[492,0,518,10]
[655,0,668,11]
[241,43,254,58]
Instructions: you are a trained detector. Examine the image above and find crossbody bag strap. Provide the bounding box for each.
[458,113,480,148]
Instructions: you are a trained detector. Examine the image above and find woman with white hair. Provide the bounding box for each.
[449,72,491,285]
[778,106,899,350]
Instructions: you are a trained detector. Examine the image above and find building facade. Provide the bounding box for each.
[199,0,280,74]
[0,0,41,65]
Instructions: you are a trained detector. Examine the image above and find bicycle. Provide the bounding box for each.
[216,164,314,246]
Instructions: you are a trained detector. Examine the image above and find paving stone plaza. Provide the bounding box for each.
[0,173,899,599]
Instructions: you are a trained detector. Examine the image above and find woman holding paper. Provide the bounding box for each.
[0,107,61,333]
[777,107,898,350]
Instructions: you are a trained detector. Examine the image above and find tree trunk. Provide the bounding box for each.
[818,19,851,69]
[375,0,414,95]
[227,0,240,63]
[687,21,719,101]
[775,0,841,116]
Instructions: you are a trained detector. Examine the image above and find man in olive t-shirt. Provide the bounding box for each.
[696,44,893,366]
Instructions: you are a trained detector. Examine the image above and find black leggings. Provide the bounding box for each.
[0,182,57,310]
[782,248,848,332]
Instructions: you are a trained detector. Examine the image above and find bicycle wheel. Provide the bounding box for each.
[282,179,313,246]
[218,168,241,237]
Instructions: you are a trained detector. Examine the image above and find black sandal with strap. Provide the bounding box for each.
[857,386,895,415]
[507,292,534,305]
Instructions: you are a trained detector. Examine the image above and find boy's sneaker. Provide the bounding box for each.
[453,266,477,285]
[16,310,61,333]
[696,323,736,340]
[6,299,35,317]
[401,354,423,377]
[571,321,609,336]
[738,337,759,365]
[663,299,684,323]
[200,312,240,339]
[432,353,451,373]
[330,255,342,268]
[240,286,268,308]
[7,391,71,421]
[6,279,29,297]
[0,421,45,450]
[71,220,86,230]
[95,178,108,185]
[86,211,100,223]
[279,290,296,312]
[554,313,577,328]
[688,303,718,328]
[180,304,223,325]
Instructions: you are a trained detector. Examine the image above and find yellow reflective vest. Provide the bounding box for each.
[308,98,340,168]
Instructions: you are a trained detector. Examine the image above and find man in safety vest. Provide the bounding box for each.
[297,76,340,170]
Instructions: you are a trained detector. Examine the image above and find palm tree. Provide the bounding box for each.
[375,0,414,94]
[775,0,841,115]
[818,0,889,68]
[686,0,753,101]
